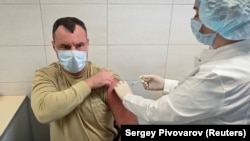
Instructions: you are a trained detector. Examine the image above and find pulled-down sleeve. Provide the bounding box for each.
[107,78,138,127]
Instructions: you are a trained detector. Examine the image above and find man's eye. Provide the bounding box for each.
[76,44,84,48]
[60,45,70,50]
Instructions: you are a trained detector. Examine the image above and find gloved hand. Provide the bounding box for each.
[140,75,165,90]
[114,81,132,100]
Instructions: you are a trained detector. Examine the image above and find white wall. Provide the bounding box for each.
[0,0,206,98]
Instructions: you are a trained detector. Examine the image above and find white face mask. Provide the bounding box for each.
[58,50,87,73]
[191,19,217,46]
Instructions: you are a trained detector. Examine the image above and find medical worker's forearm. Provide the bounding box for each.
[163,79,179,94]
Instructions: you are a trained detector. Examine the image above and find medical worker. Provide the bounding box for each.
[114,0,250,124]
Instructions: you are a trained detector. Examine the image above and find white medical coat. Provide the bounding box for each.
[123,40,250,124]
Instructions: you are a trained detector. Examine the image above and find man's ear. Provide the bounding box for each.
[52,41,56,51]
[86,38,90,49]
[52,41,59,59]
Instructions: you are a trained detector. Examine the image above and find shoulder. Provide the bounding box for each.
[34,62,61,77]
[87,61,120,80]
[87,61,103,70]
[87,61,119,74]
[198,59,250,88]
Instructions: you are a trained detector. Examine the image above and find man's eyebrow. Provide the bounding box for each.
[60,43,68,46]
[78,42,85,45]
[58,43,70,47]
[75,42,85,46]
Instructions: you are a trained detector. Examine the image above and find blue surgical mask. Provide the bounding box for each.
[191,19,217,46]
[58,50,87,73]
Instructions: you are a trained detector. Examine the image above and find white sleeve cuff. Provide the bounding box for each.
[163,79,179,95]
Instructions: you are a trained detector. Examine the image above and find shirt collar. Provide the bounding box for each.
[196,40,250,66]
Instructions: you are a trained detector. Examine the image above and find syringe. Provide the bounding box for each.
[130,79,140,87]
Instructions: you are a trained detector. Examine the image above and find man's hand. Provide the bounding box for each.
[85,69,114,89]
[114,81,132,100]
